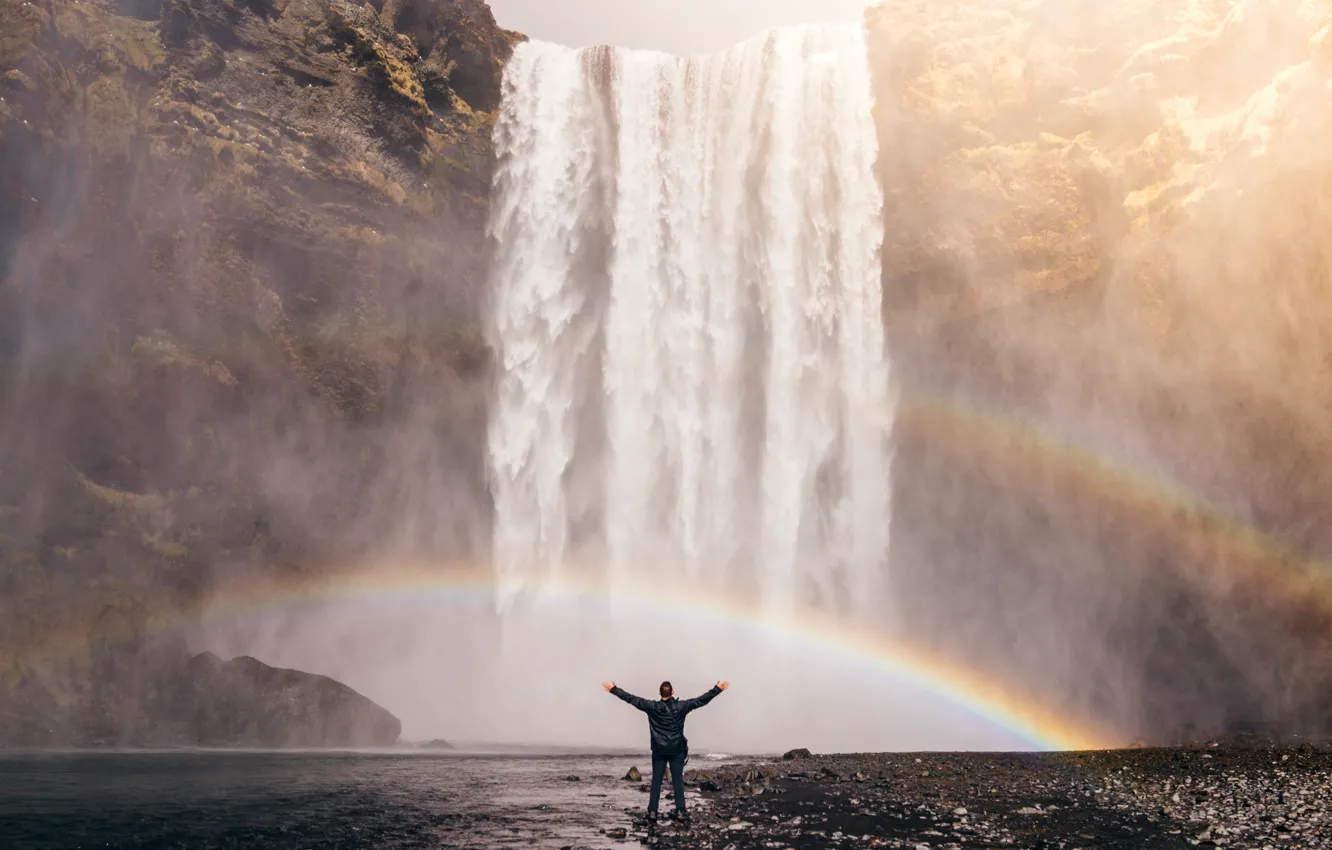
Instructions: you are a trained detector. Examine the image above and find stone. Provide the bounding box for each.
[783,748,812,760]
[624,766,642,782]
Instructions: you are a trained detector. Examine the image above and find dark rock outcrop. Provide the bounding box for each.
[170,652,400,747]
[1,641,401,748]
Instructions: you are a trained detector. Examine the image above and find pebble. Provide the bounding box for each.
[640,747,1332,850]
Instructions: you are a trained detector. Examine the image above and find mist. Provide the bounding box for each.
[485,0,871,54]
[4,0,1332,753]
[866,0,1332,742]
[199,0,1332,750]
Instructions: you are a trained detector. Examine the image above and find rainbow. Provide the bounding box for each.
[898,390,1332,616]
[11,369,1332,753]
[126,565,1119,752]
[20,315,1332,617]
[6,561,1119,751]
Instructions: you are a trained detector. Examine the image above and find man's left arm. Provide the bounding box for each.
[681,681,728,712]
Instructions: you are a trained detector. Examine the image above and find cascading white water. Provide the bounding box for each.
[487,26,893,621]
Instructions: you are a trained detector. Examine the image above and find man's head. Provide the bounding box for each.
[659,681,673,699]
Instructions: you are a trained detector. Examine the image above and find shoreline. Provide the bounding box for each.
[605,746,1332,849]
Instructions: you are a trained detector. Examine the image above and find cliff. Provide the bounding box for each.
[867,0,1332,740]
[0,0,516,745]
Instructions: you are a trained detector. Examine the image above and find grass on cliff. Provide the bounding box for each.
[328,9,429,116]
[51,2,166,75]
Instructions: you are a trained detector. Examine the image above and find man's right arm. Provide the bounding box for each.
[608,685,653,712]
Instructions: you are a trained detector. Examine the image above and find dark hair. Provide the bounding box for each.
[659,681,673,698]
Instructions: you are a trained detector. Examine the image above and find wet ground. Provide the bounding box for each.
[1,747,1327,848]
[0,750,649,849]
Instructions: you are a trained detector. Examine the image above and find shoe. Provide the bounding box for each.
[645,811,658,824]
[673,810,691,824]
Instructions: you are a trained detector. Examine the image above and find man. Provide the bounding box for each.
[602,679,729,823]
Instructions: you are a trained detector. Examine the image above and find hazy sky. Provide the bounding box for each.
[486,0,872,55]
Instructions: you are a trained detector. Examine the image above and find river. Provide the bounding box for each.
[0,750,728,849]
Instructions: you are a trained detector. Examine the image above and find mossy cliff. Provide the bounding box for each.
[0,0,519,746]
[867,0,1332,741]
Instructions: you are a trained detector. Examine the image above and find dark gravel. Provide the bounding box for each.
[605,746,1332,849]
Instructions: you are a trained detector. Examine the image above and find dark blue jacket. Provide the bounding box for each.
[611,685,723,755]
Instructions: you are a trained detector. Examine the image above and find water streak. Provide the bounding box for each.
[487,27,893,622]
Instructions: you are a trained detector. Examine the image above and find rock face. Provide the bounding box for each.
[867,0,1332,742]
[173,652,401,747]
[0,0,515,746]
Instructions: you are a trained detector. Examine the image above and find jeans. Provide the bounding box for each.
[648,752,687,815]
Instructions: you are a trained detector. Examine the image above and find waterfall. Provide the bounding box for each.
[486,26,893,621]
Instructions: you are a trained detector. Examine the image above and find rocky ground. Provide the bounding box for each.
[593,747,1332,850]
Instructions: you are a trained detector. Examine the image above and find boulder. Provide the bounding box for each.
[624,765,642,781]
[783,748,813,760]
